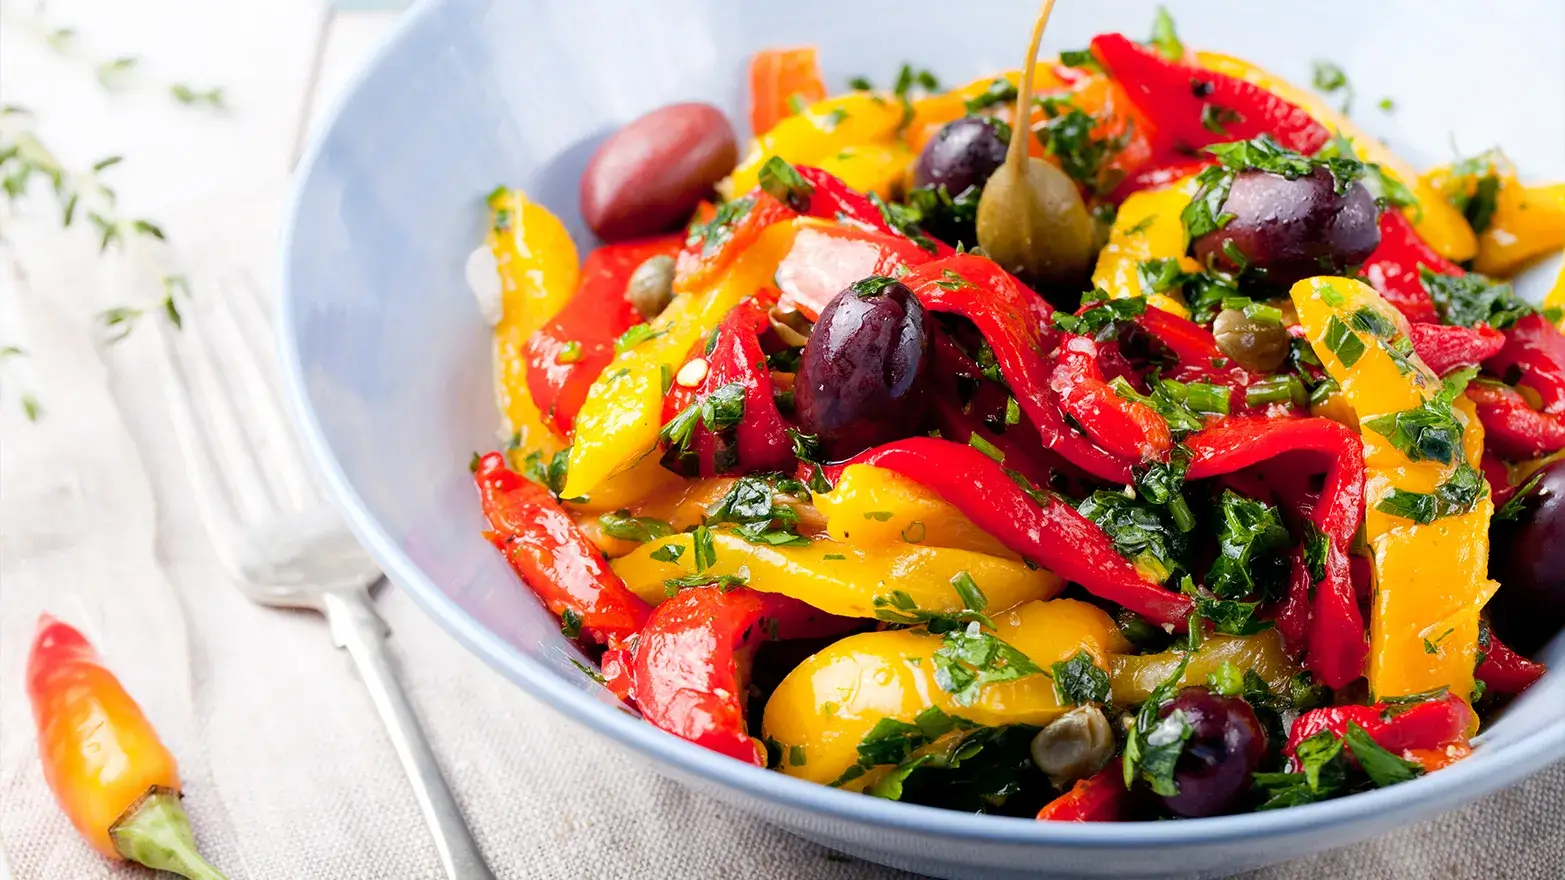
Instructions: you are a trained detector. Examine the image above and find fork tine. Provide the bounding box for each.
[170,297,280,524]
[204,274,320,509]
[155,316,247,539]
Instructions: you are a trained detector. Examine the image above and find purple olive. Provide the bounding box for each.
[913,116,1009,197]
[795,276,931,460]
[1487,459,1565,654]
[1156,687,1268,818]
[1191,167,1381,288]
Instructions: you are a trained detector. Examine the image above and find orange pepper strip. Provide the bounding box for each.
[749,47,826,137]
[27,615,227,878]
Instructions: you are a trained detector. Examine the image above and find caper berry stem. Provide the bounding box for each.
[1006,0,1059,171]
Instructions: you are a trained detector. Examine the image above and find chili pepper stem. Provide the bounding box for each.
[108,787,228,880]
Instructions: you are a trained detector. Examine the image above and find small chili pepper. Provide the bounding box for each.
[661,294,795,476]
[1466,381,1565,460]
[475,451,651,648]
[1035,759,1126,822]
[901,255,1140,482]
[1090,33,1329,159]
[525,234,684,434]
[1406,322,1505,378]
[1285,692,1473,771]
[1185,417,1368,688]
[1052,334,1173,461]
[773,223,936,320]
[1359,208,1451,324]
[628,586,850,764]
[748,47,826,137]
[1486,313,1565,414]
[27,616,228,879]
[1476,631,1547,696]
[849,437,1195,628]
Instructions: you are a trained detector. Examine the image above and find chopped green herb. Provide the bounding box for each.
[1206,490,1291,600]
[1147,6,1185,61]
[614,322,665,353]
[1322,315,1367,367]
[1078,490,1189,584]
[570,658,607,685]
[521,447,572,496]
[1310,60,1353,114]
[962,78,1018,114]
[597,511,674,543]
[1362,367,1476,466]
[1422,267,1535,330]
[555,340,584,364]
[1375,461,1487,524]
[757,156,816,211]
[967,433,1005,462]
[560,609,583,639]
[1049,650,1111,705]
[649,543,685,564]
[932,622,1043,706]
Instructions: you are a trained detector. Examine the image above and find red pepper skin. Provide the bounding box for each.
[1137,305,1225,369]
[797,166,955,256]
[1091,34,1329,158]
[928,333,1069,491]
[1052,335,1173,460]
[849,437,1195,628]
[1186,418,1368,688]
[1360,209,1450,324]
[1480,453,1516,509]
[1407,323,1505,378]
[675,192,795,291]
[631,587,769,766]
[1486,313,1565,414]
[1110,158,1212,203]
[1466,382,1565,460]
[474,452,651,648]
[1035,759,1126,822]
[661,296,794,476]
[773,224,936,320]
[525,235,683,434]
[901,255,1140,483]
[1476,633,1547,695]
[1285,693,1473,769]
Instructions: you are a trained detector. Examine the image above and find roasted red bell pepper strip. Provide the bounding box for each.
[901,255,1140,482]
[1052,334,1173,460]
[1110,158,1212,203]
[628,586,854,764]
[1476,631,1547,696]
[675,191,795,291]
[797,166,956,256]
[1091,34,1329,158]
[1407,322,1505,378]
[526,234,683,434]
[1185,417,1367,688]
[1285,692,1473,771]
[1360,209,1450,324]
[850,437,1194,628]
[1136,304,1226,370]
[474,452,651,647]
[661,295,794,476]
[1035,759,1126,822]
[1466,381,1565,460]
[774,223,936,320]
[1486,313,1565,413]
[28,616,228,879]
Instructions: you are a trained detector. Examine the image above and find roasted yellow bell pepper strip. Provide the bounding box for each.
[1421,154,1565,277]
[1110,631,1299,704]
[901,64,1065,156]
[1090,175,1200,318]
[489,188,578,454]
[1546,262,1565,332]
[813,464,1015,558]
[1195,52,1477,264]
[612,530,1062,617]
[562,219,807,499]
[725,93,912,199]
[761,599,1125,789]
[1290,276,1495,707]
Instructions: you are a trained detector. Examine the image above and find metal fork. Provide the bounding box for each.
[153,273,494,880]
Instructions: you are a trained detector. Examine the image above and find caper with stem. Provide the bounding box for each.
[975,0,1097,288]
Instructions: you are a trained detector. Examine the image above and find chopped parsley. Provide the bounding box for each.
[685,197,754,257]
[521,447,570,497]
[1375,461,1487,524]
[1445,150,1505,234]
[659,382,747,464]
[1147,6,1184,61]
[1310,59,1353,114]
[613,322,665,354]
[1049,650,1111,705]
[1422,268,1535,330]
[757,156,815,211]
[932,621,1044,707]
[1052,293,1147,336]
[1036,98,1130,195]
[1078,489,1190,584]
[1322,315,1367,367]
[1206,490,1291,600]
[556,340,583,364]
[560,608,583,639]
[705,475,811,547]
[649,543,685,564]
[962,78,1018,114]
[597,511,674,543]
[1362,367,1477,466]
[1122,652,1192,795]
[873,572,992,634]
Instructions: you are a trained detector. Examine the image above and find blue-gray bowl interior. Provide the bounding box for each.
[280,0,1565,876]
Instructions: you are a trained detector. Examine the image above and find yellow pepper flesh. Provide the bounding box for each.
[1195,52,1477,264]
[562,220,807,499]
[1546,261,1565,332]
[813,464,1015,558]
[1091,175,1201,318]
[1110,631,1299,704]
[612,530,1062,617]
[1289,276,1494,706]
[1421,158,1565,278]
[489,188,578,455]
[762,599,1125,788]
[726,94,911,199]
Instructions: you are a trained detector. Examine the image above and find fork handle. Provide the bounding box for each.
[322,589,495,880]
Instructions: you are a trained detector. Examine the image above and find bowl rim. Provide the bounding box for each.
[278,0,1565,851]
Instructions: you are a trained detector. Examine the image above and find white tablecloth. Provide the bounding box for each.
[1,4,1561,878]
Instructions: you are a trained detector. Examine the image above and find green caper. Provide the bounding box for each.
[1213,307,1291,372]
[974,0,1096,287]
[1030,705,1115,788]
[626,254,676,319]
